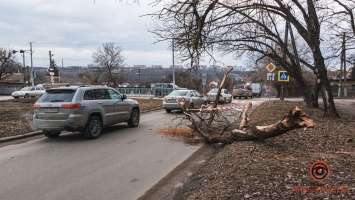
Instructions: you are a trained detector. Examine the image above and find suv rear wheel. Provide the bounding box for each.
[43,130,61,138]
[84,116,102,139]
[128,108,140,127]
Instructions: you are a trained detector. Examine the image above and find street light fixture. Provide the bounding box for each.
[12,42,34,86]
[12,50,28,86]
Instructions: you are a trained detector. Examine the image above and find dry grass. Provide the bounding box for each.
[172,100,355,199]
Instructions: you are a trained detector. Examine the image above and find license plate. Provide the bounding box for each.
[44,108,58,113]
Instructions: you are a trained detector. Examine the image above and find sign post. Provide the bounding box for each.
[202,73,206,95]
[266,63,276,101]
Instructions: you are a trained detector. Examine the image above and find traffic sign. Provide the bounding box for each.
[266,63,276,72]
[267,73,275,81]
[278,71,289,82]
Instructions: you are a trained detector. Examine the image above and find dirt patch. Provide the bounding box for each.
[170,101,355,199]
[0,97,162,138]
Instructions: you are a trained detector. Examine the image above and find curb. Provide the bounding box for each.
[141,107,163,113]
[0,131,42,143]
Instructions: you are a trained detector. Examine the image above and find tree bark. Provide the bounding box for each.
[230,106,314,141]
[186,105,315,143]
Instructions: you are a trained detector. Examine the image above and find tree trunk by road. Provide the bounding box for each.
[185,105,314,143]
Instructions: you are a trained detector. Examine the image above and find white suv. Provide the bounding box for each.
[33,86,140,139]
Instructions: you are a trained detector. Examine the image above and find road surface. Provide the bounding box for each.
[0,110,200,200]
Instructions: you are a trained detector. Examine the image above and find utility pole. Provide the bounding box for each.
[138,68,141,85]
[49,51,54,87]
[21,50,26,87]
[30,42,34,86]
[338,34,344,97]
[343,32,347,97]
[172,39,176,90]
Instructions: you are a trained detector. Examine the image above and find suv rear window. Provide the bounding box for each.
[37,89,76,102]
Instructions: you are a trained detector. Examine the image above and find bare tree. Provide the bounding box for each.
[92,43,127,87]
[0,47,17,80]
[148,0,340,117]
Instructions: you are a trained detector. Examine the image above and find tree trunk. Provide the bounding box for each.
[312,81,320,107]
[231,107,314,140]
[314,52,339,117]
[195,106,315,143]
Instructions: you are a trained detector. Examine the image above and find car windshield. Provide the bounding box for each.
[208,89,218,93]
[37,89,76,103]
[168,90,189,97]
[20,87,31,91]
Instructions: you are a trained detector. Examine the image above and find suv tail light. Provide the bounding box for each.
[61,103,81,109]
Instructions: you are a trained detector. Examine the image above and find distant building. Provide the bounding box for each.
[169,65,184,69]
[0,73,31,94]
[133,65,147,70]
[35,74,91,88]
[151,65,163,70]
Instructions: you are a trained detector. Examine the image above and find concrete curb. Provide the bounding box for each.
[0,131,42,143]
[141,107,163,113]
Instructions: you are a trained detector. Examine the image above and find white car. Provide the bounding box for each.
[207,88,233,104]
[11,86,46,98]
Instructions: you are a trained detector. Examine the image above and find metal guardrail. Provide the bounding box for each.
[115,87,149,94]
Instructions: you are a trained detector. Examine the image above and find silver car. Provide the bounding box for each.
[33,86,140,139]
[12,86,45,98]
[162,89,206,113]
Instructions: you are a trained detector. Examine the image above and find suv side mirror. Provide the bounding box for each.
[121,94,127,100]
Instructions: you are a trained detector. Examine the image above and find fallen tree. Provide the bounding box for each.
[183,104,315,143]
[178,69,315,143]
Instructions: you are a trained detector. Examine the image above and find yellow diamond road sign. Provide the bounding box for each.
[266,63,276,72]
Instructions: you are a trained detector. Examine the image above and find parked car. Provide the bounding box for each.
[11,86,46,98]
[206,88,233,104]
[232,84,253,99]
[33,85,140,139]
[162,89,207,113]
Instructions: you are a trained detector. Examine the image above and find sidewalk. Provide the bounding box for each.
[0,95,12,101]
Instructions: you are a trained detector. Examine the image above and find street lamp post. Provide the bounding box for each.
[12,50,27,87]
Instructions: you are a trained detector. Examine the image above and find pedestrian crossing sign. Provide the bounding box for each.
[278,71,289,82]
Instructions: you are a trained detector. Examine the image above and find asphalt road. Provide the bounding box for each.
[0,110,200,200]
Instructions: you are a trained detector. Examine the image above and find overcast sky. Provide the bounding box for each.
[0,0,239,68]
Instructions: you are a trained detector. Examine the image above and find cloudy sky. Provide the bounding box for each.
[0,0,239,68]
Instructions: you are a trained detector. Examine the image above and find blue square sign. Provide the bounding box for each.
[278,71,289,82]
